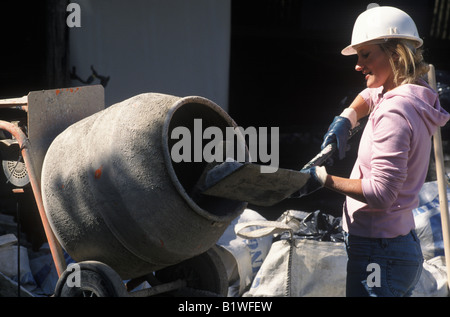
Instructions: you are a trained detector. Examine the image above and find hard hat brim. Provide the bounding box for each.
[341,35,423,56]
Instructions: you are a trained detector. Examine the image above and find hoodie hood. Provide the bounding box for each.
[383,80,450,135]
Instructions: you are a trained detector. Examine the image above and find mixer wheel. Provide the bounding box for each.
[155,245,228,296]
[54,261,128,297]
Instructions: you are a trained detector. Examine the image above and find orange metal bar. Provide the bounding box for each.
[0,120,67,277]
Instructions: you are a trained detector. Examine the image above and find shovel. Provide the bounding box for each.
[201,126,361,206]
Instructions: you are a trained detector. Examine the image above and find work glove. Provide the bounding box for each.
[292,166,327,198]
[321,116,352,161]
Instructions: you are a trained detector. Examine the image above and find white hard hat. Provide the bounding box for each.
[342,6,423,56]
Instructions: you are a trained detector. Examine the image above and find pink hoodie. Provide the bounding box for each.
[343,80,450,238]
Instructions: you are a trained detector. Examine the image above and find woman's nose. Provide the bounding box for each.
[355,64,363,72]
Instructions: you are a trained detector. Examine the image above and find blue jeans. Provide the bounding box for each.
[344,230,423,297]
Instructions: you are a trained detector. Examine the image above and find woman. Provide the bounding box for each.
[298,6,450,296]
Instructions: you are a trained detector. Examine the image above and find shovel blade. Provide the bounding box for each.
[202,161,310,206]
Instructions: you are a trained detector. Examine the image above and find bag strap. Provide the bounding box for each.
[235,220,294,239]
[236,219,297,297]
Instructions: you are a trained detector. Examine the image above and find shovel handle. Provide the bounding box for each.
[302,143,337,170]
[301,125,362,170]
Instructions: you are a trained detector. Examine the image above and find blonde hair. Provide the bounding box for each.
[379,39,429,86]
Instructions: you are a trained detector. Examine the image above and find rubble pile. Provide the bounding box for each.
[0,213,61,297]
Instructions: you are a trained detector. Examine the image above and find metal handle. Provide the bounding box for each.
[301,125,362,170]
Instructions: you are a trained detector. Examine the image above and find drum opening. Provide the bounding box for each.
[163,98,248,221]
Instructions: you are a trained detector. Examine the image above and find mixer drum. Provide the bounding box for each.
[41,93,248,279]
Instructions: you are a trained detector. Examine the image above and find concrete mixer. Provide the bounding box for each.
[0,85,248,297]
